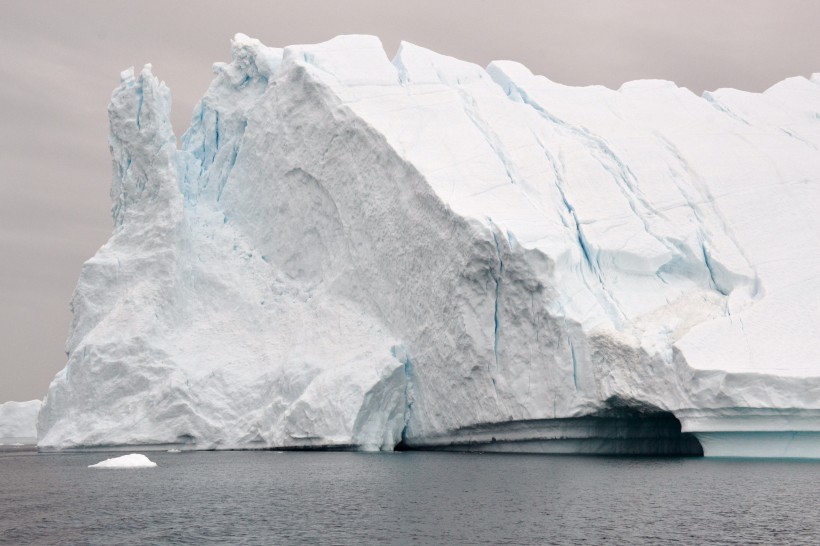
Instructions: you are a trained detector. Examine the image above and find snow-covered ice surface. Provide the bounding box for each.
[38,35,820,457]
[0,400,41,443]
[88,454,157,469]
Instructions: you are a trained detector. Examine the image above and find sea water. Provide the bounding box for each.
[1,450,818,544]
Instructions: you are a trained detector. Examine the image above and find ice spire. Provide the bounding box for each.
[108,64,179,227]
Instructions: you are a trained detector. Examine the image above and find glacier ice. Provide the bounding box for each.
[37,34,820,458]
[88,453,157,469]
[0,400,41,442]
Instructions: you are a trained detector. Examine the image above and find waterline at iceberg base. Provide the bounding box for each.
[38,34,820,458]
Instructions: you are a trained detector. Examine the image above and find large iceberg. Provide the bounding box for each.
[38,35,820,457]
[0,400,41,442]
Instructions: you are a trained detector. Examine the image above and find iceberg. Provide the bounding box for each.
[38,34,820,458]
[88,454,157,469]
[0,400,41,443]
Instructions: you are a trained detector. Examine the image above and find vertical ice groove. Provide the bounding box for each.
[701,243,728,296]
[135,82,144,130]
[491,230,503,371]
[320,133,340,162]
[582,131,677,256]
[216,120,247,202]
[489,74,678,257]
[447,81,554,220]
[486,220,504,409]
[191,104,207,177]
[652,132,709,224]
[779,128,820,151]
[533,133,626,324]
[400,350,414,445]
[569,339,578,390]
[216,144,238,202]
[653,131,759,290]
[456,88,517,186]
[214,111,220,152]
[537,138,592,268]
[702,92,752,126]
[392,53,408,86]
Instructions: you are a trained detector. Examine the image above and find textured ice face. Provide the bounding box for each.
[38,34,820,457]
[0,400,41,440]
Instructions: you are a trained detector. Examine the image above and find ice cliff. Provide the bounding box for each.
[38,35,820,457]
[0,400,41,442]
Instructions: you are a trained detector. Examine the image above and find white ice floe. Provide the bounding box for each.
[88,454,157,469]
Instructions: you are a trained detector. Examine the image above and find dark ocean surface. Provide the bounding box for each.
[1,450,818,545]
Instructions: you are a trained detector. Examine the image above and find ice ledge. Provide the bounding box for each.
[696,432,820,459]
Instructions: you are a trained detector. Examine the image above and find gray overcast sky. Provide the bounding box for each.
[1,0,819,402]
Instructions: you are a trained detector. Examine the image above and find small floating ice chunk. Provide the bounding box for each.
[167,448,181,453]
[88,453,157,469]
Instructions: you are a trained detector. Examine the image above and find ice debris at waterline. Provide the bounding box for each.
[37,34,820,458]
[88,454,157,469]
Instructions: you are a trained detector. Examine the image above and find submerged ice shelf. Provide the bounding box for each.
[37,34,820,458]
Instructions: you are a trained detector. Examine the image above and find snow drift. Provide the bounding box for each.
[38,34,820,457]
